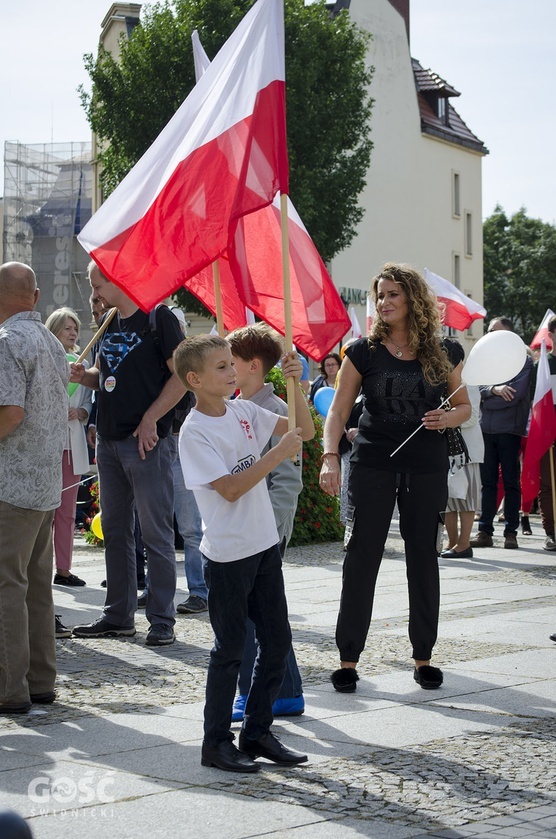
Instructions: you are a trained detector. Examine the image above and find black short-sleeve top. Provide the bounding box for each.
[346,338,461,474]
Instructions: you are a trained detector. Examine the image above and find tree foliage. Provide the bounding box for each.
[483,206,556,341]
[80,0,373,274]
[265,367,343,545]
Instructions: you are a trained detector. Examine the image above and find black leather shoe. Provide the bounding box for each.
[239,731,308,765]
[30,691,56,704]
[441,547,473,558]
[0,701,31,715]
[201,740,260,773]
[550,633,556,643]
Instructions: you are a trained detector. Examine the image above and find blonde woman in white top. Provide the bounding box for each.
[45,307,92,585]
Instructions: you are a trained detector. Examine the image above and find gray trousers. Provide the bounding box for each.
[98,434,176,628]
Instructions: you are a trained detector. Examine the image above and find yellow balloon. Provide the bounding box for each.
[90,512,104,541]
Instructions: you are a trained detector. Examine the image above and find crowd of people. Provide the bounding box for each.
[1,258,555,774]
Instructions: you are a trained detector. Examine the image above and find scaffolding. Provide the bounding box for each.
[2,141,94,329]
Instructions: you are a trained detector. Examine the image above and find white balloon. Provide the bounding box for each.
[461,331,527,386]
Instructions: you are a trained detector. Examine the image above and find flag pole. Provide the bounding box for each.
[76,307,117,363]
[549,445,556,533]
[280,192,296,430]
[212,261,225,337]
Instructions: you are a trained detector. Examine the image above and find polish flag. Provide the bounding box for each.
[190,29,351,360]
[530,309,555,351]
[78,0,288,313]
[424,268,486,331]
[521,341,556,505]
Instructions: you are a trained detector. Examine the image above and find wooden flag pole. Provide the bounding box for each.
[549,444,556,534]
[280,192,296,430]
[76,307,117,363]
[212,260,225,337]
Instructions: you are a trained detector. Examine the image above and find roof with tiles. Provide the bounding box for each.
[412,59,488,155]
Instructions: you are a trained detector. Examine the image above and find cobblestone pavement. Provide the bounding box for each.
[1,522,555,838]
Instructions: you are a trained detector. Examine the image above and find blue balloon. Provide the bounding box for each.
[313,386,335,417]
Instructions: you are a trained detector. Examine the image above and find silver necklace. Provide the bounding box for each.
[390,338,408,358]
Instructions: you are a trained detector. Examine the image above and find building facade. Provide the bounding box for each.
[2,141,95,344]
[331,0,488,349]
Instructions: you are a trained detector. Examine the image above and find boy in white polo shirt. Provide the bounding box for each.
[174,334,314,774]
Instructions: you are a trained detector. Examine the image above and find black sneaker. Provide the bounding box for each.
[72,618,136,638]
[137,591,147,608]
[55,615,72,639]
[176,596,208,614]
[146,624,175,646]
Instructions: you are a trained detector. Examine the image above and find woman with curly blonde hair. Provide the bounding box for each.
[319,263,470,693]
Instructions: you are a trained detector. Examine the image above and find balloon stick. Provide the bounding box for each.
[389,384,464,458]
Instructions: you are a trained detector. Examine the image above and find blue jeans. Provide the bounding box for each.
[97,434,176,628]
[479,433,522,536]
[169,435,207,599]
[203,545,291,747]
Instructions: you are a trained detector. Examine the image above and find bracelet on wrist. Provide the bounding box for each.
[321,451,340,463]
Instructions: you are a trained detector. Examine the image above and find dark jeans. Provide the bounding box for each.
[203,545,291,747]
[337,464,447,664]
[539,448,556,537]
[479,433,522,536]
[238,536,302,698]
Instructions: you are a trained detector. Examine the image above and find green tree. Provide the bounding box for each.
[483,206,556,341]
[80,0,373,272]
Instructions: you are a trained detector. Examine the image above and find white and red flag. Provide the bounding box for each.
[78,0,288,313]
[522,341,556,505]
[189,27,351,360]
[424,268,486,331]
[530,309,555,351]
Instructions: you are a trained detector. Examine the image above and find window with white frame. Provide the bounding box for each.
[452,171,460,217]
[453,253,461,289]
[465,212,473,257]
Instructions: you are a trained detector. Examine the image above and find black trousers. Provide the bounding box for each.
[336,463,447,664]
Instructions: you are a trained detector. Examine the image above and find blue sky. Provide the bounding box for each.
[1,0,554,225]
[410,0,556,224]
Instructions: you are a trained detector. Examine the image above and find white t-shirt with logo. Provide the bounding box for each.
[179,400,280,562]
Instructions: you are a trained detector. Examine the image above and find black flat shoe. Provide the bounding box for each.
[30,691,56,704]
[0,701,31,715]
[414,665,443,690]
[201,740,260,773]
[331,667,359,693]
[441,547,473,558]
[54,573,86,587]
[239,731,308,765]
